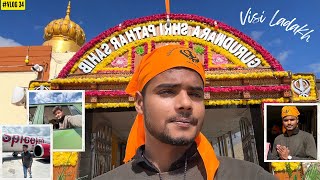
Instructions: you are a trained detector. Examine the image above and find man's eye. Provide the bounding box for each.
[158,90,174,95]
[189,92,203,98]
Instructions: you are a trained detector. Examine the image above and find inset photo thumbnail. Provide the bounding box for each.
[27,90,85,151]
[2,125,53,179]
[264,103,319,162]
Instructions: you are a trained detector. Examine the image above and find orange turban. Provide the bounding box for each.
[281,106,300,118]
[124,45,219,180]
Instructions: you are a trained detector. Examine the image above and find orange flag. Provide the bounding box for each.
[165,0,170,15]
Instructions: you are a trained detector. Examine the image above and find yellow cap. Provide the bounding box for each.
[281,106,300,118]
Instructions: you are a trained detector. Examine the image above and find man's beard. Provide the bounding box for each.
[144,107,198,146]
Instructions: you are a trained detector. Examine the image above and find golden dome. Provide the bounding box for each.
[43,1,86,52]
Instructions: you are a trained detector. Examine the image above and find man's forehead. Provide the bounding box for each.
[153,67,203,82]
[54,109,63,114]
[147,70,204,88]
[283,115,297,120]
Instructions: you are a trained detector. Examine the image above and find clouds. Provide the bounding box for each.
[250,31,264,41]
[2,126,51,142]
[266,38,282,47]
[0,36,22,47]
[308,63,320,73]
[29,91,83,105]
[34,25,43,30]
[276,50,291,63]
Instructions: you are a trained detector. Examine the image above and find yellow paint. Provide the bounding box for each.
[48,52,75,80]
[1,0,25,10]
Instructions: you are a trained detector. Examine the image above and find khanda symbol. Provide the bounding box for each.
[179,50,200,63]
[292,78,311,97]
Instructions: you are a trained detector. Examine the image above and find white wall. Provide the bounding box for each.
[0,72,37,125]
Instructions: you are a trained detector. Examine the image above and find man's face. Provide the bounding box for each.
[54,110,64,120]
[23,146,27,152]
[282,115,299,131]
[137,68,205,146]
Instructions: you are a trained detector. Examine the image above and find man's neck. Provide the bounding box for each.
[58,115,66,123]
[144,134,192,172]
[286,127,298,136]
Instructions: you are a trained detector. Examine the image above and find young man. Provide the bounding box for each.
[52,106,82,129]
[94,45,276,180]
[270,106,317,160]
[21,144,32,178]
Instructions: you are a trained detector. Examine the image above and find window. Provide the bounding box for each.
[68,105,81,115]
[29,107,37,122]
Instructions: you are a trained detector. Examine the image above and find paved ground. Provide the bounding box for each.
[2,152,51,179]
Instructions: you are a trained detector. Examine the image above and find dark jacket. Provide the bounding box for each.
[93,143,276,180]
[21,151,33,168]
[270,128,317,160]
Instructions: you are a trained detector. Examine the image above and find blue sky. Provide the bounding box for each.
[29,91,83,104]
[0,0,319,77]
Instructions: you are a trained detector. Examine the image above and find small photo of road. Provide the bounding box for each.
[2,125,53,179]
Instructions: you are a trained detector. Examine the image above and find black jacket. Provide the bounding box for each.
[93,143,276,180]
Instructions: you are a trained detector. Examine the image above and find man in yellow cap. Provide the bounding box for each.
[270,106,317,160]
[94,45,276,180]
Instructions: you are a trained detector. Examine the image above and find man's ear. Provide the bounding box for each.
[135,91,144,114]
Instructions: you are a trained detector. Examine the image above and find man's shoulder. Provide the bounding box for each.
[65,114,81,118]
[217,156,259,169]
[275,134,284,139]
[65,115,82,120]
[299,130,313,136]
[273,134,286,143]
[92,161,134,180]
[21,151,29,155]
[216,156,276,180]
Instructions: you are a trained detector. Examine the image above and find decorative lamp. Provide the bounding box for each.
[25,55,29,64]
[214,21,219,30]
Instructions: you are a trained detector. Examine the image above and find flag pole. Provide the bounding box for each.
[165,0,170,27]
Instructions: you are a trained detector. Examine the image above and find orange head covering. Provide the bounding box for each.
[124,45,219,180]
[281,106,300,119]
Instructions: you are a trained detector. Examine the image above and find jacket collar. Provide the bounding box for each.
[23,151,30,154]
[58,115,66,123]
[133,142,198,173]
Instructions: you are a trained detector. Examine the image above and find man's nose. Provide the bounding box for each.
[176,91,192,111]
